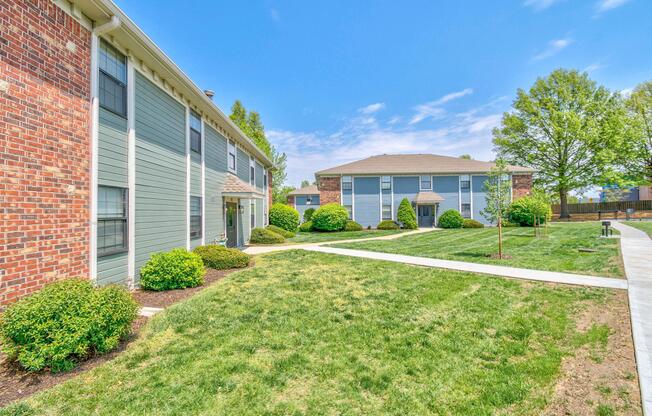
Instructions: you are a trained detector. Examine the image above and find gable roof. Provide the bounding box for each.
[315,154,534,176]
[288,184,320,196]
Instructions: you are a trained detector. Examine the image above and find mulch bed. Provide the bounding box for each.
[0,267,241,408]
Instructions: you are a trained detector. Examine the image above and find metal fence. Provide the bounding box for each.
[552,200,652,214]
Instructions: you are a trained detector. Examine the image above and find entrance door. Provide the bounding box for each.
[226,202,238,247]
[418,205,434,228]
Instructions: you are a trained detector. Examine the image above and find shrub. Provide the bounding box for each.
[303,208,315,223]
[438,209,464,229]
[507,195,552,227]
[344,220,363,231]
[377,220,399,230]
[249,227,285,244]
[0,279,138,372]
[299,221,313,232]
[269,203,300,232]
[397,198,417,229]
[193,245,250,270]
[312,203,349,231]
[463,219,484,228]
[140,248,205,291]
[503,220,520,227]
[266,224,295,238]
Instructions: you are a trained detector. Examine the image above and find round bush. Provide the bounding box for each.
[140,248,205,291]
[266,224,295,238]
[0,278,138,372]
[397,198,417,229]
[344,220,363,231]
[299,221,313,232]
[303,208,315,223]
[269,203,300,232]
[377,220,399,230]
[312,203,349,231]
[438,209,464,229]
[193,245,250,270]
[507,196,552,227]
[462,219,484,228]
[250,227,285,244]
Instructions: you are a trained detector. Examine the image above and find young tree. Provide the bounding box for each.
[493,69,627,219]
[482,159,512,259]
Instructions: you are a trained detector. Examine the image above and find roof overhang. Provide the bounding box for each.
[223,191,264,199]
[415,191,445,204]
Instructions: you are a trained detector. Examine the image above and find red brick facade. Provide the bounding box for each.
[317,176,341,205]
[287,195,295,206]
[0,0,91,305]
[512,174,533,200]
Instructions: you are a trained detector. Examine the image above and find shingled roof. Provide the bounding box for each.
[315,154,534,176]
[223,174,264,198]
[288,184,320,196]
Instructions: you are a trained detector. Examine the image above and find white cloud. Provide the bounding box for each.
[583,62,606,73]
[358,102,385,114]
[524,0,562,11]
[532,38,572,61]
[620,87,634,97]
[409,88,473,124]
[595,0,632,13]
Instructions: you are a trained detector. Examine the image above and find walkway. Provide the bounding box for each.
[612,221,652,415]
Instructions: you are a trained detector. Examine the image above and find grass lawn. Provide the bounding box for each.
[624,220,652,238]
[3,251,629,415]
[332,222,624,278]
[286,229,405,244]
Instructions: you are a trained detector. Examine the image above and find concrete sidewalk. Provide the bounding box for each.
[612,221,652,415]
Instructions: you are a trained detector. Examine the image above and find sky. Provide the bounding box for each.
[114,0,652,187]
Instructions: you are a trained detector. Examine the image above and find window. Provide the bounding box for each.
[98,186,127,256]
[382,205,392,220]
[99,40,127,117]
[381,176,391,190]
[190,111,201,154]
[342,176,352,191]
[461,203,471,218]
[460,175,470,191]
[190,196,202,239]
[251,202,256,228]
[263,171,267,188]
[228,141,236,172]
[420,175,432,190]
[344,205,353,220]
[250,158,255,186]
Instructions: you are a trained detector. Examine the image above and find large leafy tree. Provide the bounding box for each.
[493,69,627,218]
[271,147,289,204]
[624,81,652,181]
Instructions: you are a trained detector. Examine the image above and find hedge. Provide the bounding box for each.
[303,208,315,223]
[344,220,363,231]
[269,203,300,232]
[193,245,250,269]
[507,195,552,227]
[397,198,417,229]
[299,221,313,232]
[250,227,285,244]
[312,203,349,231]
[266,224,296,238]
[140,248,205,291]
[377,220,399,230]
[438,209,464,229]
[462,219,484,228]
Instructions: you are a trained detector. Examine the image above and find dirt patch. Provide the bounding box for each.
[544,290,641,415]
[487,253,513,260]
[0,267,241,408]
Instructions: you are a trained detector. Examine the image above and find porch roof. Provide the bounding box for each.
[415,191,445,204]
[223,174,264,199]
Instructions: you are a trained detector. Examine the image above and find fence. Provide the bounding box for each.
[552,200,652,214]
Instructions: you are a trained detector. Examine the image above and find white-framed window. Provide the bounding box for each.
[382,205,392,220]
[249,158,255,186]
[98,40,127,117]
[344,205,353,220]
[189,110,202,154]
[228,140,236,172]
[420,175,431,190]
[97,186,128,256]
[460,174,470,191]
[461,203,471,218]
[342,176,352,191]
[190,196,202,239]
[263,171,267,188]
[306,196,313,205]
[250,202,256,228]
[381,176,391,190]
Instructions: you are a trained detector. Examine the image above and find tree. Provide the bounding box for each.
[482,159,512,259]
[459,154,472,160]
[271,147,289,204]
[229,100,272,158]
[300,179,311,188]
[624,81,652,181]
[397,198,417,229]
[493,69,627,219]
[229,100,250,136]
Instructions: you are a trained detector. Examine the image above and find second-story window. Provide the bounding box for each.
[420,175,431,190]
[250,158,255,186]
[228,141,236,172]
[381,176,391,191]
[342,176,352,191]
[460,175,471,191]
[190,111,201,154]
[99,40,127,117]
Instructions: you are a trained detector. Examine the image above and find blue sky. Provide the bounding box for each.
[114,0,651,187]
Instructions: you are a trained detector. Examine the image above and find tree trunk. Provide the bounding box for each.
[559,190,571,219]
[498,216,503,259]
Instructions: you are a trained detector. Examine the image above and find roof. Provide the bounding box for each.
[415,191,444,204]
[315,154,534,176]
[59,0,273,168]
[223,174,264,199]
[288,184,320,196]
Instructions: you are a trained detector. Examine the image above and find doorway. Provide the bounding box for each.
[226,202,238,247]
[418,205,435,228]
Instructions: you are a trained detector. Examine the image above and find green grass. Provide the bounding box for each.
[624,221,652,238]
[287,229,405,243]
[4,251,615,415]
[333,222,624,278]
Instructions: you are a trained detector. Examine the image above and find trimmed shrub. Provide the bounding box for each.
[193,245,250,270]
[250,227,285,244]
[438,209,464,229]
[312,203,349,231]
[266,224,295,238]
[397,198,417,229]
[140,248,205,291]
[377,220,400,230]
[299,221,313,232]
[507,195,552,227]
[463,219,484,228]
[303,208,315,223]
[503,220,520,227]
[344,220,363,231]
[0,279,138,372]
[269,203,300,232]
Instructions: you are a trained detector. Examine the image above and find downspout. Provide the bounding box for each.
[89,16,121,283]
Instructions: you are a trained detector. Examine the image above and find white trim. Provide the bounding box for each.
[185,107,191,250]
[351,176,356,221]
[249,156,255,186]
[89,33,100,283]
[126,56,136,288]
[469,175,474,220]
[200,116,206,245]
[390,176,394,221]
[419,175,432,191]
[458,175,462,213]
[227,140,237,174]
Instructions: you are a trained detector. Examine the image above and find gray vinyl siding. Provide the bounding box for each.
[134,72,187,279]
[433,176,459,215]
[295,195,320,221]
[204,125,227,243]
[190,150,201,196]
[392,176,419,219]
[236,150,250,242]
[97,108,128,285]
[342,188,352,206]
[237,148,249,183]
[256,199,264,228]
[353,177,380,228]
[255,162,264,191]
[472,175,489,224]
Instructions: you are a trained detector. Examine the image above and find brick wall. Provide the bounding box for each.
[287,195,295,206]
[0,0,91,305]
[512,174,533,200]
[318,176,341,205]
